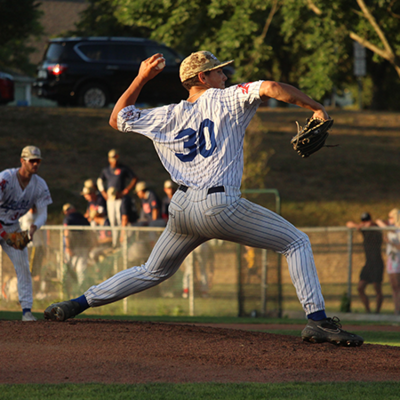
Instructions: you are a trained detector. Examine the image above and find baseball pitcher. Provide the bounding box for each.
[45,52,362,346]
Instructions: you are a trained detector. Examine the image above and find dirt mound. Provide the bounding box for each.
[1,320,399,384]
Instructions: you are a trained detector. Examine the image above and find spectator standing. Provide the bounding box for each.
[346,212,384,313]
[376,209,400,315]
[97,149,137,247]
[62,204,92,293]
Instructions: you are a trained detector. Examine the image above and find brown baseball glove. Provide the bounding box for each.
[5,230,31,250]
[291,118,334,158]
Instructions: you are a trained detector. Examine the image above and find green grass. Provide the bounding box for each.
[1,382,400,400]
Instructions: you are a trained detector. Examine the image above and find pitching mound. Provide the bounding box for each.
[1,320,399,384]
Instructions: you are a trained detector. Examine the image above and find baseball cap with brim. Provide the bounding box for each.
[179,51,234,83]
[135,181,147,193]
[63,203,74,213]
[81,186,95,196]
[21,146,42,160]
[360,212,371,222]
[164,180,174,189]
[108,149,119,159]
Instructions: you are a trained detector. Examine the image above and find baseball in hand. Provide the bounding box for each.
[155,58,166,70]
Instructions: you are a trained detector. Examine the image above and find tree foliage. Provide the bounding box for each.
[0,0,43,74]
[69,0,400,108]
[62,0,151,38]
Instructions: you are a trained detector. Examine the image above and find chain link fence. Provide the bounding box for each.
[0,225,396,317]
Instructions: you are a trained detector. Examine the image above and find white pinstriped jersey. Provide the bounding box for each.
[0,168,52,225]
[117,81,263,189]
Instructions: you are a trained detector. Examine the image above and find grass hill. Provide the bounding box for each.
[1,106,399,226]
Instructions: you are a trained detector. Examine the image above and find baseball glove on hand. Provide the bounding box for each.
[5,230,31,250]
[291,118,334,158]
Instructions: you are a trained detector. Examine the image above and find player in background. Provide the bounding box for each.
[97,149,137,247]
[44,51,363,346]
[134,181,163,226]
[0,146,52,321]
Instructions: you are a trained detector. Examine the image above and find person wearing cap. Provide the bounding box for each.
[134,181,162,226]
[0,146,52,321]
[81,181,107,226]
[45,51,363,347]
[161,180,176,221]
[347,213,384,313]
[376,209,400,315]
[97,149,138,247]
[62,204,93,295]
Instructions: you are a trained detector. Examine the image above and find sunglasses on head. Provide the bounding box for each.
[27,158,42,164]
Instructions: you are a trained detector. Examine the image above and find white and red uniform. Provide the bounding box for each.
[0,168,52,309]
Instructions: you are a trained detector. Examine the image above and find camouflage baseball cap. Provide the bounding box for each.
[179,51,234,82]
[21,145,42,160]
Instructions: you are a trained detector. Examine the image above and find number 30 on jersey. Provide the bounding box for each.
[175,119,217,162]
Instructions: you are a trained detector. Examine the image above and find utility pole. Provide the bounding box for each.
[353,42,366,110]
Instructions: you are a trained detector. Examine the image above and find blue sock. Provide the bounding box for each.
[71,295,89,312]
[22,308,31,315]
[308,310,327,321]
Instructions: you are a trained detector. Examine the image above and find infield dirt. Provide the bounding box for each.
[1,319,399,384]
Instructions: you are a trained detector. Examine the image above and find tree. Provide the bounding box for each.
[63,0,151,38]
[108,0,400,107]
[0,0,43,75]
[280,0,400,108]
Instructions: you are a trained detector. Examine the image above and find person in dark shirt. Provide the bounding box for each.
[134,181,163,226]
[81,180,107,225]
[62,203,92,291]
[161,180,177,221]
[97,149,137,247]
[346,212,384,313]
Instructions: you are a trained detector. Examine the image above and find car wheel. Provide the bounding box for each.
[78,83,109,108]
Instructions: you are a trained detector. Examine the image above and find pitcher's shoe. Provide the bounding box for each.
[301,316,364,347]
[44,300,81,322]
[22,311,37,322]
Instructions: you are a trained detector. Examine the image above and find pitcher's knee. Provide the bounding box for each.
[281,231,311,257]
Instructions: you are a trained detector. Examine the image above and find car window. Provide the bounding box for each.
[45,44,66,63]
[76,44,108,61]
[109,44,145,64]
[144,46,181,66]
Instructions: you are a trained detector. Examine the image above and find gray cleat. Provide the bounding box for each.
[44,300,81,322]
[301,316,364,347]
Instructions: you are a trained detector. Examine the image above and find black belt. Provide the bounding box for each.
[178,185,225,195]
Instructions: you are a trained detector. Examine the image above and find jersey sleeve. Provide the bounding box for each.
[117,105,170,139]
[220,81,263,127]
[0,170,12,203]
[35,178,53,209]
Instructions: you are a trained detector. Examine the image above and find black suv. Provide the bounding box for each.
[33,37,187,108]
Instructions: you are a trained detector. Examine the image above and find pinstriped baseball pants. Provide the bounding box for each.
[85,186,325,315]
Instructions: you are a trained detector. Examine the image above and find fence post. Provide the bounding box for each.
[347,229,354,310]
[123,227,128,314]
[59,228,64,299]
[189,252,195,316]
[261,249,268,316]
[237,244,244,316]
